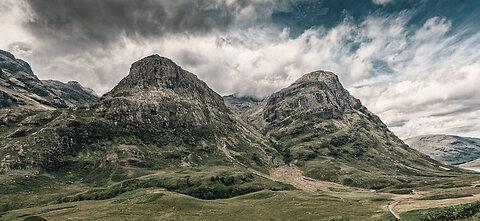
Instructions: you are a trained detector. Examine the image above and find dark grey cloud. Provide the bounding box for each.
[25,0,258,48]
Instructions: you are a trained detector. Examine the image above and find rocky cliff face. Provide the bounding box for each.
[0,49,98,109]
[93,55,281,172]
[264,71,364,123]
[0,49,34,76]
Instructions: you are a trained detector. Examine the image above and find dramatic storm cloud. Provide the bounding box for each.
[0,0,479,139]
[25,0,269,48]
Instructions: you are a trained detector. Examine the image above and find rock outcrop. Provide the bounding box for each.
[0,49,34,76]
[263,71,364,123]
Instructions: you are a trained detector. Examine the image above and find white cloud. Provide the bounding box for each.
[347,16,480,139]
[0,0,35,53]
[413,17,452,40]
[372,0,394,5]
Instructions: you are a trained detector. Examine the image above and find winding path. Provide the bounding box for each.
[389,201,401,220]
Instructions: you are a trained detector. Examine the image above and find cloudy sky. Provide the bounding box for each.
[0,0,479,139]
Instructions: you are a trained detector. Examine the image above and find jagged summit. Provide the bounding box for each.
[103,54,210,98]
[97,54,230,126]
[264,70,362,123]
[295,70,338,83]
[0,49,35,76]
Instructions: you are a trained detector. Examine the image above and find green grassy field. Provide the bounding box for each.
[2,167,480,221]
[1,189,387,221]
[400,201,480,221]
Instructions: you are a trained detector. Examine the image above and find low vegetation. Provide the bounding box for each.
[390,189,413,195]
[57,173,294,202]
[418,194,473,201]
[401,201,480,221]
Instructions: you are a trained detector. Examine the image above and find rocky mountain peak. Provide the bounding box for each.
[0,49,35,76]
[295,70,339,85]
[104,54,206,98]
[97,55,230,126]
[263,70,362,123]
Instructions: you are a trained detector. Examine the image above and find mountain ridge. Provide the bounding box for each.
[405,134,480,167]
[0,49,99,109]
[253,70,453,188]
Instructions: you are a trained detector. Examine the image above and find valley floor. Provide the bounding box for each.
[1,188,389,221]
[3,167,480,221]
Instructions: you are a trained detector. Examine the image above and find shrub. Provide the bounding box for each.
[390,189,412,195]
[419,194,473,201]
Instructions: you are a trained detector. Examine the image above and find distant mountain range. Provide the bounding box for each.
[405,134,480,168]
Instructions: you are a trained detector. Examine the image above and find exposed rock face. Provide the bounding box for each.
[264,71,363,123]
[405,135,480,167]
[0,49,98,109]
[0,49,34,76]
[96,55,231,127]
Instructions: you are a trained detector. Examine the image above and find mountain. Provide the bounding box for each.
[0,54,288,206]
[0,49,98,109]
[241,71,457,188]
[96,55,232,127]
[1,55,477,219]
[405,134,480,167]
[223,94,265,129]
[42,80,99,106]
[93,55,281,171]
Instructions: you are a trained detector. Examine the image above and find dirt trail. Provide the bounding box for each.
[389,202,401,219]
